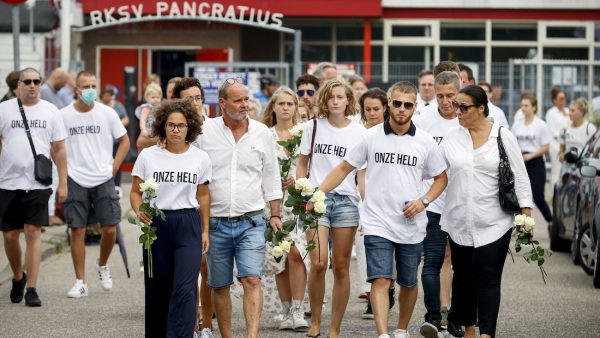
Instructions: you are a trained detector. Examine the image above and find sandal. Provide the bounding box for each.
[306,333,321,338]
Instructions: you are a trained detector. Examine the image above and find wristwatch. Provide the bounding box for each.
[420,197,430,208]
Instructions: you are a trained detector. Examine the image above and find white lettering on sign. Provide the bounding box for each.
[87,1,285,29]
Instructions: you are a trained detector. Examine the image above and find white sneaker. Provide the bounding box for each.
[392,329,411,338]
[291,305,309,330]
[67,279,89,298]
[96,259,113,291]
[279,311,294,330]
[199,328,214,338]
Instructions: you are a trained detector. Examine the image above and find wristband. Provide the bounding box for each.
[270,215,281,220]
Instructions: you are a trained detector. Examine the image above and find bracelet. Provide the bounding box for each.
[270,215,281,220]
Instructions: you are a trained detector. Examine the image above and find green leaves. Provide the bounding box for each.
[513,223,552,284]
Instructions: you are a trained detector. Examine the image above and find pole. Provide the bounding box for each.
[12,5,20,70]
[60,0,71,69]
[293,30,302,84]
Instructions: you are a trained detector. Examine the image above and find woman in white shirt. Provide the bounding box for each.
[440,86,533,338]
[560,97,597,161]
[297,79,366,338]
[511,93,553,224]
[544,87,570,188]
[260,86,309,331]
[130,99,211,338]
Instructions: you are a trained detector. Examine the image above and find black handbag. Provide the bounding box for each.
[17,98,53,186]
[497,127,520,213]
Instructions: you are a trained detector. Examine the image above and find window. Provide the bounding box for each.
[492,47,537,62]
[391,25,430,38]
[543,48,588,59]
[389,46,432,62]
[285,44,331,62]
[285,24,332,41]
[546,26,586,39]
[440,47,485,62]
[337,22,363,41]
[372,20,383,40]
[492,23,537,41]
[441,22,485,41]
[337,45,362,62]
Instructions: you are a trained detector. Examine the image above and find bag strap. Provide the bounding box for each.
[306,118,317,179]
[17,98,39,158]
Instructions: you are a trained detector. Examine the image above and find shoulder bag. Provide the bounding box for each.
[497,126,521,213]
[17,98,53,186]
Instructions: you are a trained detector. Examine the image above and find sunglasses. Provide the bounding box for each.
[22,79,41,86]
[390,100,414,110]
[453,101,479,113]
[224,78,244,85]
[297,89,315,97]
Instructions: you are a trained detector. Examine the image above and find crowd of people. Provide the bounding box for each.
[0,60,598,338]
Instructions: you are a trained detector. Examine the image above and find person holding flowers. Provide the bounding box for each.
[261,86,310,331]
[130,99,211,338]
[296,78,366,338]
[439,85,534,338]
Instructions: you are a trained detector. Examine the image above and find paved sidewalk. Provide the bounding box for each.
[0,179,133,285]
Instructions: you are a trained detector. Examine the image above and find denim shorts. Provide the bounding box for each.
[364,235,423,288]
[206,213,266,289]
[317,193,359,228]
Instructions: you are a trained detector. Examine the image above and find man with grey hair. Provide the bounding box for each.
[412,70,464,338]
[313,62,337,86]
[40,68,69,109]
[0,67,68,307]
[194,78,283,338]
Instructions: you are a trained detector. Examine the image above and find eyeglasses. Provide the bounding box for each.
[390,100,415,110]
[21,79,41,86]
[297,89,315,97]
[165,122,188,131]
[224,78,244,85]
[185,95,203,103]
[453,101,479,113]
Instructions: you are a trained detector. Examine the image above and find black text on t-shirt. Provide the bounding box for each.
[314,143,347,157]
[153,171,198,184]
[69,125,101,136]
[11,119,47,129]
[433,136,443,145]
[374,152,418,166]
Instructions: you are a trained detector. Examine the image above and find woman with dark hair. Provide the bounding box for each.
[130,99,211,338]
[511,93,553,225]
[359,88,389,128]
[439,85,533,338]
[545,86,570,188]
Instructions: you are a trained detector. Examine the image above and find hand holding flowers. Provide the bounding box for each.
[513,213,551,284]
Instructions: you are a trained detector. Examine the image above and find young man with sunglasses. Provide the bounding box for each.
[60,70,130,298]
[412,70,464,338]
[311,81,447,338]
[295,74,320,117]
[0,67,68,307]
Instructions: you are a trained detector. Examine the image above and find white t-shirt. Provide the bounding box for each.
[545,106,570,149]
[345,122,446,244]
[61,102,127,188]
[299,118,365,206]
[559,121,597,155]
[412,108,459,214]
[510,117,552,153]
[132,145,212,210]
[0,98,67,190]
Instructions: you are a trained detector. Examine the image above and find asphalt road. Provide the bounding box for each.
[0,178,599,337]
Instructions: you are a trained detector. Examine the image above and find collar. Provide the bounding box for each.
[384,119,416,136]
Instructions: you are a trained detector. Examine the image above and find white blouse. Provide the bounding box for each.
[440,119,534,247]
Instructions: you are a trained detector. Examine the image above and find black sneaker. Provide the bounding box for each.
[361,300,374,319]
[388,287,395,309]
[446,321,465,338]
[10,272,27,303]
[420,318,442,338]
[24,288,42,307]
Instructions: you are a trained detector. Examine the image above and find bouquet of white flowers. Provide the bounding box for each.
[512,214,551,284]
[128,178,165,278]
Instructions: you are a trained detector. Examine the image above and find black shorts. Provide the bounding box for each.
[63,177,121,228]
[0,188,52,231]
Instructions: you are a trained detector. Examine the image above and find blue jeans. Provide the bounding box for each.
[421,211,448,322]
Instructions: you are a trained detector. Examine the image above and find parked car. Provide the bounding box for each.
[550,128,600,278]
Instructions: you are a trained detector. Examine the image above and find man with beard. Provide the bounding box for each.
[194,78,283,338]
[311,81,447,338]
[40,68,69,109]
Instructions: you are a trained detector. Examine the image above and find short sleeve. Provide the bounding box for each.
[344,133,368,169]
[422,140,447,180]
[539,121,553,145]
[50,107,67,142]
[299,119,316,156]
[131,149,147,180]
[108,107,127,139]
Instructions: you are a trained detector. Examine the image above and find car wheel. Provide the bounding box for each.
[593,235,600,288]
[576,223,595,275]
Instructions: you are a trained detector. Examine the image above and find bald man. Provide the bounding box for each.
[40,68,69,109]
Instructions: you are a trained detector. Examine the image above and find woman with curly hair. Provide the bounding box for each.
[130,99,212,338]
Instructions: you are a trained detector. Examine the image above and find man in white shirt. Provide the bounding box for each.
[413,70,461,338]
[415,70,437,116]
[61,71,130,298]
[195,79,283,338]
[0,67,68,307]
[311,81,447,338]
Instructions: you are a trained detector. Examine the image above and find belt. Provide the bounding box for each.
[216,210,263,223]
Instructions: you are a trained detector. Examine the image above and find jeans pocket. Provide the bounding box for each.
[209,218,220,232]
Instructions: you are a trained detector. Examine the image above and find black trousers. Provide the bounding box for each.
[524,156,552,222]
[447,229,512,337]
[144,208,202,338]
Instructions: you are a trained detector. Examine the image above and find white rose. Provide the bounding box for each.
[295,178,310,191]
[146,178,159,191]
[311,190,326,203]
[514,214,526,226]
[290,123,305,138]
[280,240,292,252]
[271,245,284,258]
[314,201,327,214]
[523,216,535,232]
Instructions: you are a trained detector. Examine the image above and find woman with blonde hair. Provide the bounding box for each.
[560,97,597,160]
[260,86,310,331]
[296,79,366,338]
